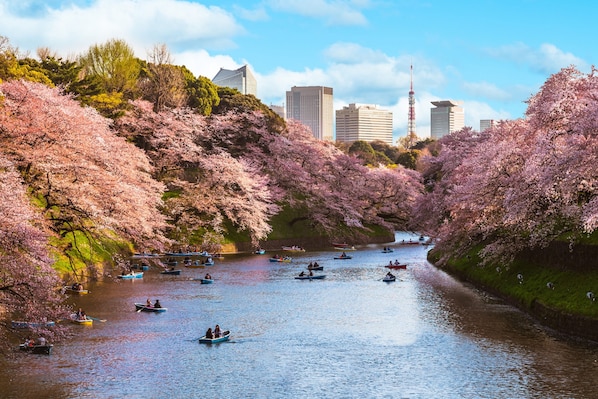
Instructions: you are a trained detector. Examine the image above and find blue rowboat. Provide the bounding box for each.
[11,321,56,329]
[199,330,230,344]
[200,279,214,284]
[117,271,144,279]
[134,303,167,312]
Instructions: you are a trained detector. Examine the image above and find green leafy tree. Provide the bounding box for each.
[183,70,220,115]
[78,38,140,98]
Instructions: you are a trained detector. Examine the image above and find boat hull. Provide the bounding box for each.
[117,272,144,279]
[295,275,326,280]
[199,331,230,344]
[334,256,352,260]
[11,321,56,329]
[160,270,182,275]
[200,279,214,284]
[134,303,167,312]
[19,344,53,355]
[385,264,407,270]
[70,315,93,325]
[62,286,89,294]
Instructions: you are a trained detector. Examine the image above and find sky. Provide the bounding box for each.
[0,0,595,142]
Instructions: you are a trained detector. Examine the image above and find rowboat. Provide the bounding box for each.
[282,246,305,252]
[70,314,93,325]
[203,259,215,266]
[11,321,56,329]
[199,330,231,344]
[19,343,53,355]
[334,255,352,260]
[62,286,89,295]
[383,275,396,282]
[269,257,292,263]
[307,265,323,271]
[160,269,182,275]
[117,271,144,279]
[385,264,407,270]
[164,251,210,257]
[254,249,266,255]
[200,278,214,284]
[381,248,394,253]
[295,275,326,280]
[134,303,167,312]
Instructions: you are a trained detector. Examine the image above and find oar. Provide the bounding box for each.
[87,316,106,322]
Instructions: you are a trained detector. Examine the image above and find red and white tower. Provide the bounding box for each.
[407,64,417,147]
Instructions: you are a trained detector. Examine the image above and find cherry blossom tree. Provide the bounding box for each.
[0,157,68,349]
[0,80,168,255]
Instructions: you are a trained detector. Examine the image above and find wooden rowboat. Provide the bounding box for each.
[199,330,230,344]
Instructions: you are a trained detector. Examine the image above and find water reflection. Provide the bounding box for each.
[2,232,598,399]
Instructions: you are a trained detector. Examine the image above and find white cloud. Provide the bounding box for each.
[266,0,369,25]
[1,0,244,59]
[233,4,269,21]
[485,42,587,75]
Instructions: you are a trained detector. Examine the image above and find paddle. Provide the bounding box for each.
[87,316,106,322]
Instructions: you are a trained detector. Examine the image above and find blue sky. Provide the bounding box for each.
[0,0,593,142]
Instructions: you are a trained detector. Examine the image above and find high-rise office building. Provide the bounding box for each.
[212,65,257,96]
[480,119,497,132]
[336,103,393,145]
[430,100,464,139]
[286,86,334,141]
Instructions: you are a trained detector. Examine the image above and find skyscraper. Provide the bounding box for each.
[286,86,334,141]
[480,119,497,132]
[430,100,464,139]
[212,65,257,96]
[336,103,393,145]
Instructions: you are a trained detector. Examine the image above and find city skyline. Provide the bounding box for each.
[2,0,595,142]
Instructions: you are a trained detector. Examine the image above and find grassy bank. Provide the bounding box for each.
[429,244,598,341]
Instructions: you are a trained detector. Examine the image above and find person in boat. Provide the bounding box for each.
[153,299,162,308]
[389,260,394,266]
[308,262,313,269]
[205,327,213,339]
[214,325,221,338]
[75,308,87,320]
[386,271,395,278]
[37,337,47,346]
[299,271,305,277]
[146,298,152,307]
[205,273,212,280]
[25,337,35,347]
[313,261,319,268]
[309,270,314,276]
[341,252,347,257]
[71,282,78,290]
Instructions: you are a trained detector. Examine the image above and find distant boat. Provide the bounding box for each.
[69,314,93,326]
[269,256,292,263]
[199,330,231,344]
[200,278,214,284]
[62,285,89,295]
[385,263,407,270]
[307,264,323,271]
[117,271,144,279]
[383,275,396,282]
[334,255,352,260]
[19,342,53,355]
[134,303,167,313]
[255,249,266,255]
[295,275,326,280]
[282,245,305,252]
[160,269,181,275]
[334,246,355,251]
[11,321,56,329]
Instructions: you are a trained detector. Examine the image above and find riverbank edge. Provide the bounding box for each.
[427,249,598,343]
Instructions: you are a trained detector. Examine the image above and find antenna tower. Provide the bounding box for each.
[407,63,417,147]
